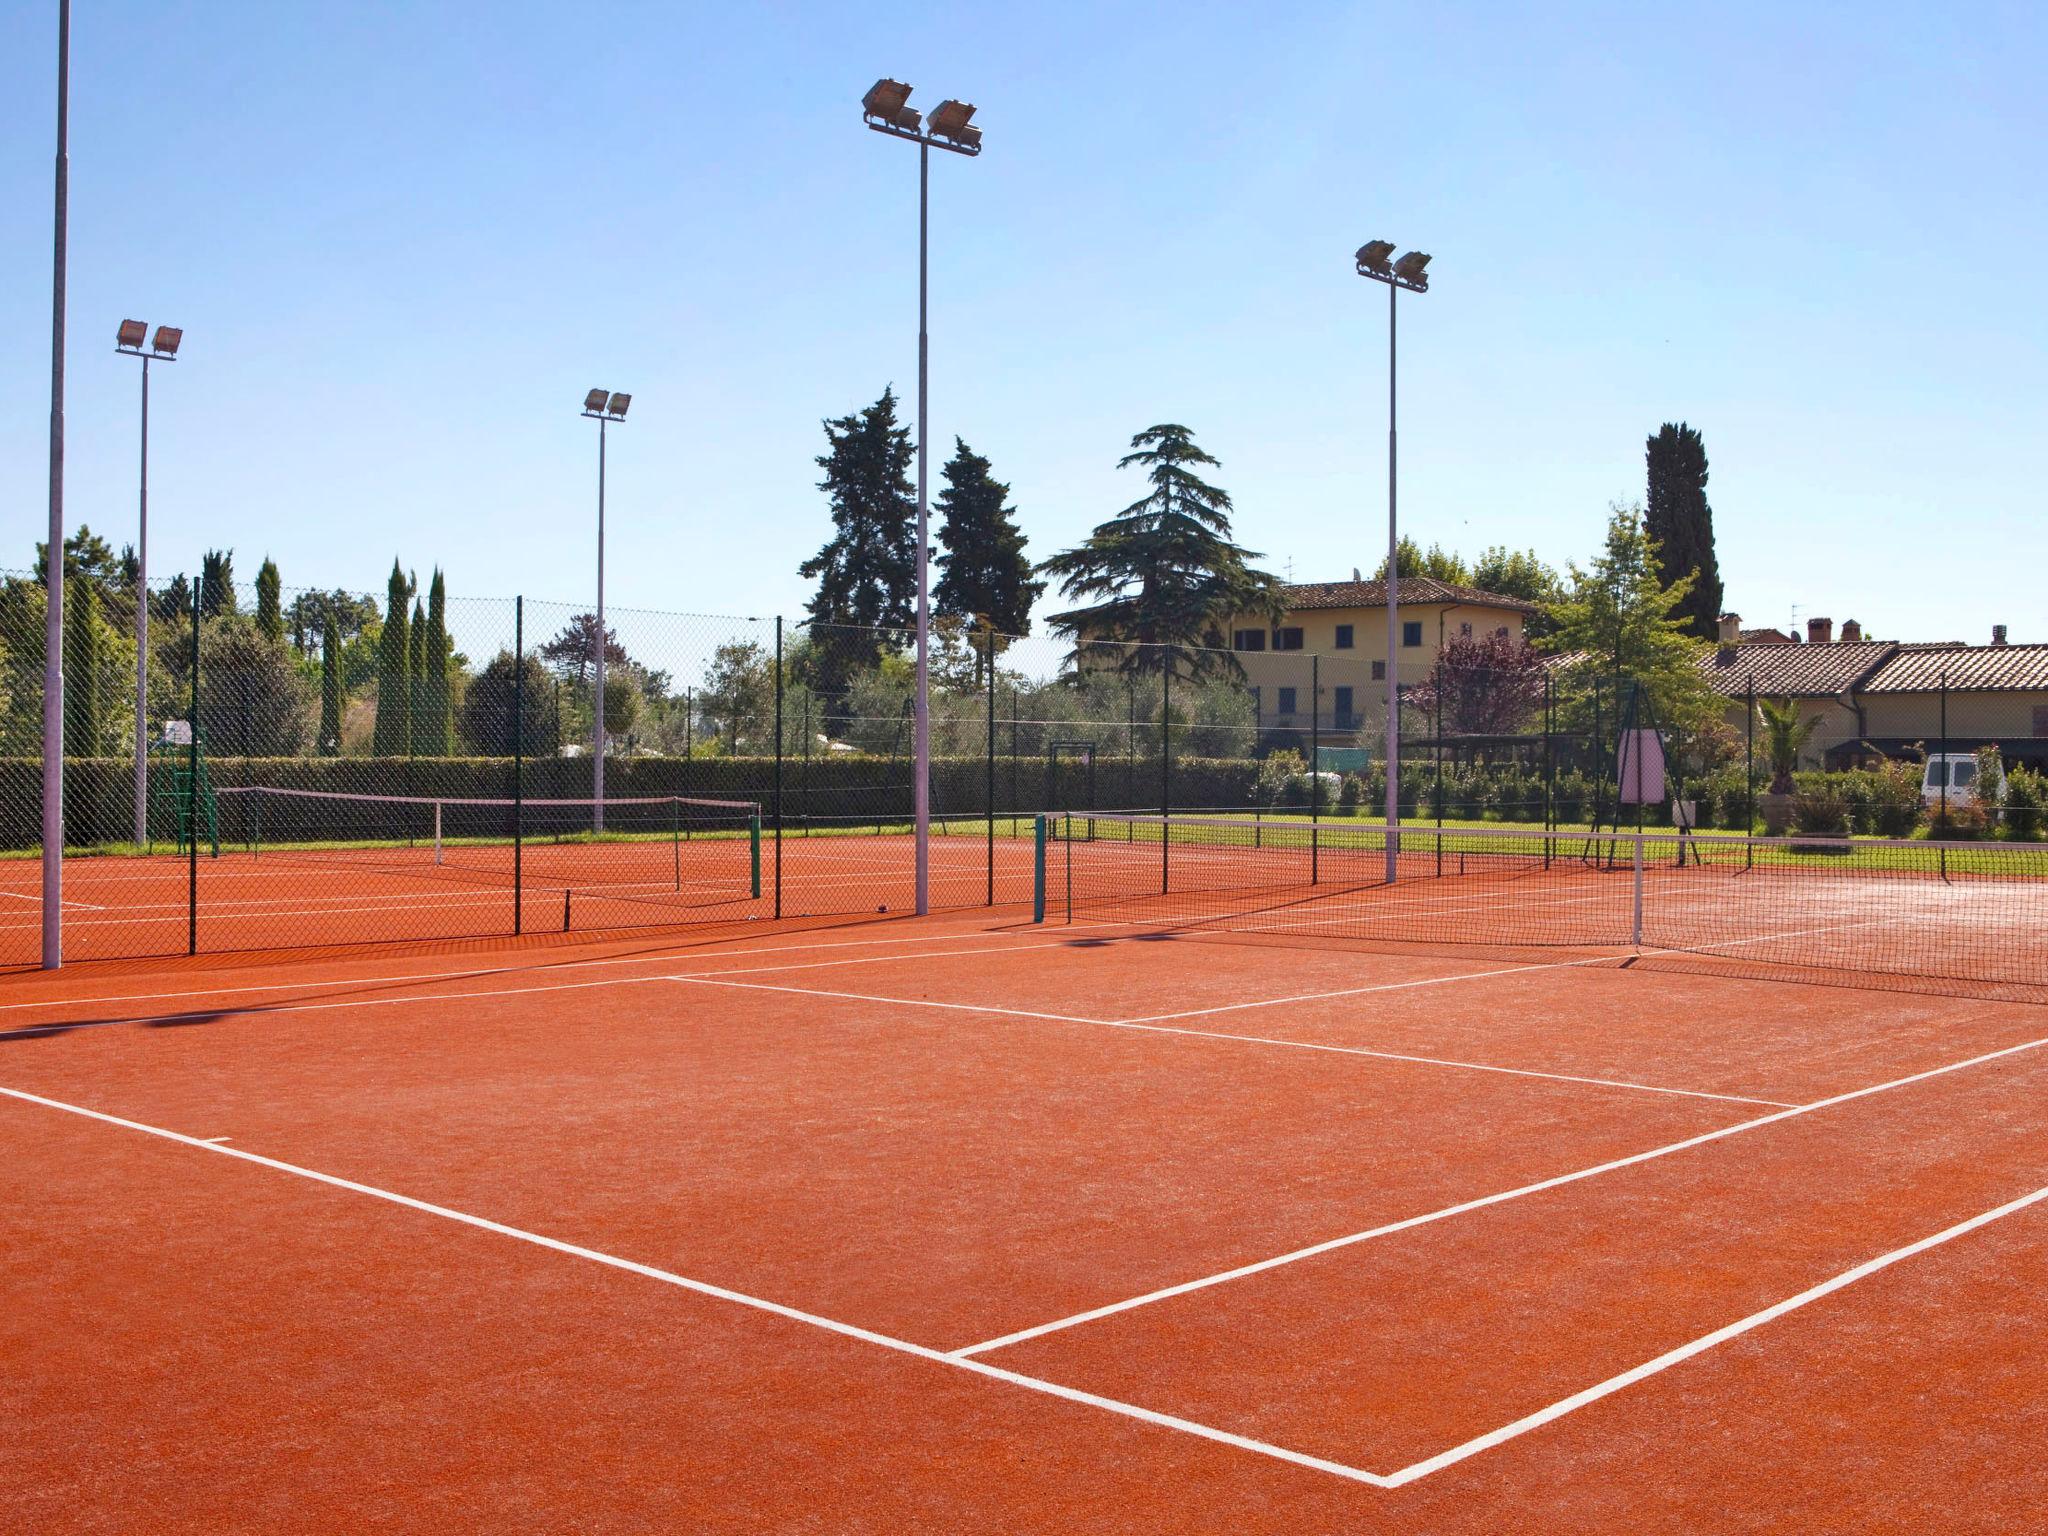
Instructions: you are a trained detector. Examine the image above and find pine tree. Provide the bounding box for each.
[422,569,452,756]
[1543,503,1716,734]
[800,388,918,630]
[1039,424,1282,679]
[408,598,429,756]
[318,613,342,755]
[254,557,284,645]
[63,577,105,755]
[933,437,1043,637]
[372,559,410,755]
[1643,422,1722,640]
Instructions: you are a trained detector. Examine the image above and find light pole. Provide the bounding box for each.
[43,0,70,969]
[116,320,181,849]
[860,78,982,917]
[1355,240,1430,884]
[580,388,630,832]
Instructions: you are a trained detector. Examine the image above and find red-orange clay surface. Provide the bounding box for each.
[6,907,2046,1532]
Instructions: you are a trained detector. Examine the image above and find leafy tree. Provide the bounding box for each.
[372,560,411,754]
[199,550,238,617]
[157,573,193,625]
[1644,422,1723,640]
[1470,546,1565,640]
[1407,632,1548,737]
[254,558,284,645]
[285,589,380,656]
[36,525,126,598]
[63,578,107,755]
[1372,536,1472,585]
[698,640,774,755]
[801,387,917,630]
[933,437,1042,638]
[1040,424,1282,679]
[318,614,342,755]
[1543,503,1716,736]
[458,650,560,757]
[190,616,313,755]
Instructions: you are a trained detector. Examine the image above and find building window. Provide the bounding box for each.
[1371,660,1386,681]
[1250,686,1262,718]
[2035,706,2048,737]
[1334,624,1354,649]
[1459,621,1473,638]
[1402,621,1423,648]
[1277,687,1297,716]
[1273,627,1305,651]
[1495,626,1510,639]
[1334,685,1353,725]
[1232,629,1265,652]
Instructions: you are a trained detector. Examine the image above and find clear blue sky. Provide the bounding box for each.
[4,1,2043,645]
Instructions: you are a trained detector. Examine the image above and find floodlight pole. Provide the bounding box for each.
[119,340,175,848]
[864,93,980,916]
[1355,243,1429,885]
[43,0,71,969]
[593,413,608,832]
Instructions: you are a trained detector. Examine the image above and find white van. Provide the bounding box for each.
[1921,752,2004,808]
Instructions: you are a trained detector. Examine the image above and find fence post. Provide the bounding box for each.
[1939,668,1949,881]
[513,595,524,935]
[1160,661,1171,895]
[985,628,995,905]
[1310,652,1320,884]
[1031,813,1046,922]
[1542,674,1554,865]
[774,615,783,920]
[1744,676,1755,868]
[187,572,201,955]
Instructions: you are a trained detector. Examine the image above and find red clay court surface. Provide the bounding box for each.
[6,903,2048,1531]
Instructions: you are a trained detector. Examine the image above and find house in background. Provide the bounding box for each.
[1701,615,2048,772]
[1222,577,1536,734]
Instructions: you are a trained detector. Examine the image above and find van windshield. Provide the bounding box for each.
[1955,762,1977,786]
[1926,763,1948,787]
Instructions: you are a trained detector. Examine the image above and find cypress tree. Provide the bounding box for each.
[318,613,342,755]
[1039,424,1282,679]
[408,598,428,757]
[254,557,285,645]
[63,577,105,756]
[373,559,410,754]
[423,569,452,755]
[800,387,918,630]
[1643,422,1723,640]
[199,549,238,617]
[933,437,1043,637]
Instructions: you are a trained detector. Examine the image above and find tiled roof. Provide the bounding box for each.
[1739,627,1795,644]
[1862,643,2048,693]
[1279,578,1539,614]
[1698,640,1896,698]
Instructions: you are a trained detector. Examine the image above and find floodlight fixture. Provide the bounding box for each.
[116,318,147,350]
[1355,240,1395,276]
[583,387,609,414]
[929,99,980,149]
[605,391,631,420]
[863,78,912,120]
[1392,250,1432,289]
[150,325,182,358]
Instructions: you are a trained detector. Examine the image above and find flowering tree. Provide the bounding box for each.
[1408,632,1547,737]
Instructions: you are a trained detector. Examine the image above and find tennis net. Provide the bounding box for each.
[216,785,762,902]
[1032,813,2048,997]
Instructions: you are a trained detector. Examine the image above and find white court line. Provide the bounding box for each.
[0,922,1052,1017]
[949,1027,2048,1357]
[0,889,106,911]
[1379,1178,2048,1486]
[0,1083,1392,1490]
[667,968,1791,1107]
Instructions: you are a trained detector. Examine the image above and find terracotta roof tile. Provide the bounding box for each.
[1863,643,2048,693]
[1698,640,1896,698]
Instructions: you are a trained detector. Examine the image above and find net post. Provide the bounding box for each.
[1310,652,1320,885]
[1745,676,1756,868]
[985,626,995,906]
[672,798,681,892]
[1631,830,1644,948]
[1031,813,1046,922]
[773,615,783,918]
[1160,662,1171,896]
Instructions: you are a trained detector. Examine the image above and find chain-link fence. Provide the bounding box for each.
[6,564,2045,965]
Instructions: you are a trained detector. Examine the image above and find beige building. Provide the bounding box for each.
[1702,616,2048,771]
[1223,577,1537,733]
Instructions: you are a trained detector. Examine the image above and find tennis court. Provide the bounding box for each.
[7,823,2048,1532]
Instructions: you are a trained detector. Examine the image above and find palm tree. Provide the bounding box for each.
[1756,696,1820,794]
